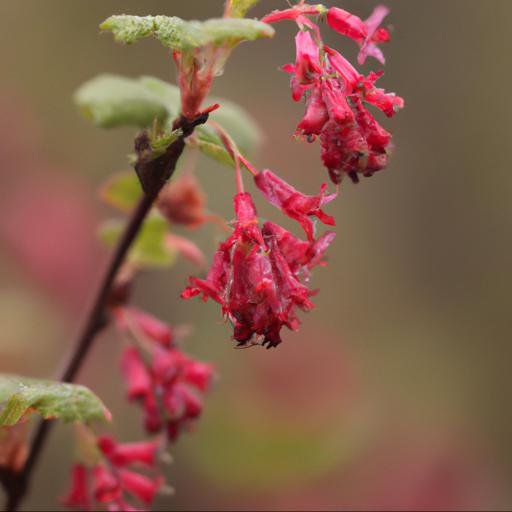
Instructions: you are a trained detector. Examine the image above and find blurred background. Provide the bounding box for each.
[1,0,511,510]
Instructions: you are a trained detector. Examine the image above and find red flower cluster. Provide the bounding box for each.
[62,437,163,511]
[182,185,335,348]
[115,307,214,441]
[263,3,404,184]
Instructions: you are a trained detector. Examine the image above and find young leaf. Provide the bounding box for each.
[74,74,169,129]
[100,15,274,51]
[99,211,176,267]
[75,73,262,158]
[99,15,157,44]
[100,171,143,212]
[137,76,262,164]
[0,375,110,426]
[151,128,183,156]
[229,0,261,18]
[192,18,274,48]
[194,126,235,167]
[139,76,181,118]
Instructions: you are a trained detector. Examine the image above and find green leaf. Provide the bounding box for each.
[0,375,110,426]
[151,128,183,156]
[138,77,262,165]
[195,18,274,48]
[138,76,181,118]
[99,211,176,267]
[229,0,261,18]
[100,15,274,51]
[99,15,156,45]
[194,125,235,167]
[100,171,143,211]
[74,74,169,129]
[75,74,263,166]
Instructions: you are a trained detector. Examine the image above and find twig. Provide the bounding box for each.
[1,112,209,511]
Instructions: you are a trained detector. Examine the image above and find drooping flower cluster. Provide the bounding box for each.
[262,3,404,184]
[115,307,214,440]
[182,169,336,348]
[62,436,164,511]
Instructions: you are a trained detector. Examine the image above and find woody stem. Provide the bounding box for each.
[1,112,210,512]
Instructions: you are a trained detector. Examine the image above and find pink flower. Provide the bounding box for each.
[261,4,325,24]
[98,436,159,468]
[271,5,403,184]
[358,71,405,118]
[296,86,329,136]
[292,44,403,184]
[254,169,336,241]
[117,330,212,440]
[93,465,122,504]
[63,434,166,512]
[182,361,214,392]
[151,347,182,385]
[327,4,391,65]
[142,391,163,434]
[61,464,91,510]
[323,45,359,85]
[327,7,368,42]
[262,221,336,277]
[284,30,322,101]
[358,5,391,65]
[182,193,332,347]
[118,470,162,504]
[120,347,152,400]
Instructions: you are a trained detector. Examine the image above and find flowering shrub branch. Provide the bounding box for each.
[0,1,403,510]
[1,113,210,512]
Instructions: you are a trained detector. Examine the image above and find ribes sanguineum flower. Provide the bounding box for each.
[326,7,368,42]
[254,169,336,241]
[118,321,213,441]
[326,5,391,65]
[182,192,335,347]
[358,6,391,65]
[98,436,160,468]
[261,4,326,24]
[61,464,91,510]
[62,435,165,512]
[263,2,404,184]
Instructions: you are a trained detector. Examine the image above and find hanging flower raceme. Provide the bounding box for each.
[62,436,164,512]
[182,191,335,348]
[115,310,214,440]
[262,2,404,185]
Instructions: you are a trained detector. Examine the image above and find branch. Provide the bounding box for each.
[1,112,209,512]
